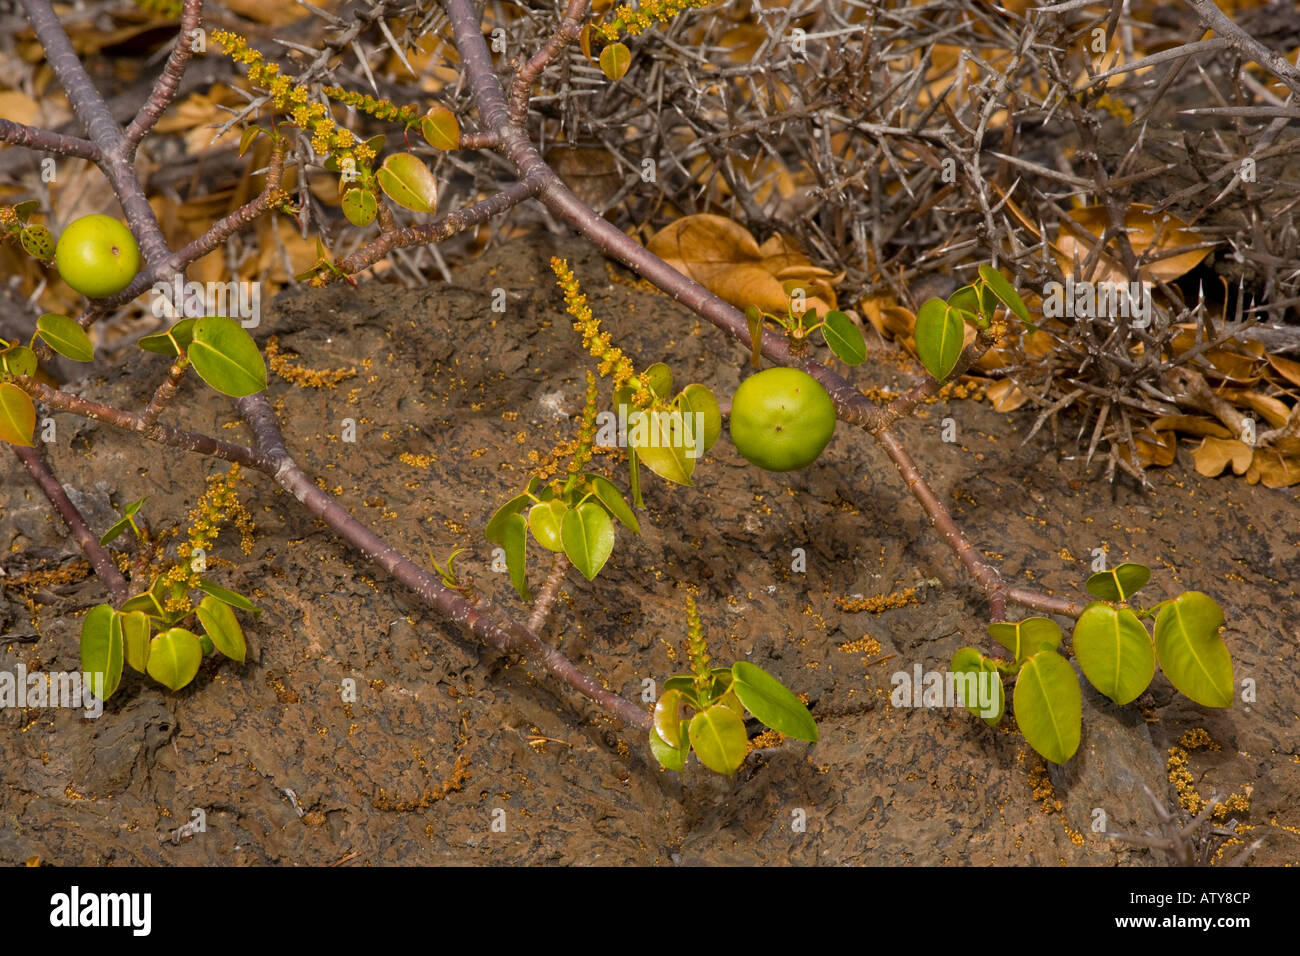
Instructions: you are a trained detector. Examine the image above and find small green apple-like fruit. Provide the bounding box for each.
[54,214,140,298]
[729,367,837,472]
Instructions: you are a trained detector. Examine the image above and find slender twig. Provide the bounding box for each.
[508,0,590,125]
[11,445,130,604]
[236,394,649,728]
[528,551,570,633]
[0,119,99,161]
[139,361,189,428]
[124,0,205,153]
[1183,0,1300,98]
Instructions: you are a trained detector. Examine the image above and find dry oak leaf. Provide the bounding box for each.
[647,214,838,318]
[1245,452,1300,488]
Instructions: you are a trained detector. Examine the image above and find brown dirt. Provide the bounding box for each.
[2,235,1297,865]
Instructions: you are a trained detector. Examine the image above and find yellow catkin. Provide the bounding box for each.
[596,0,714,41]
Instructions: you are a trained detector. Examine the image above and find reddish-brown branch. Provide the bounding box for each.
[528,551,569,633]
[335,176,542,275]
[236,394,649,728]
[20,0,171,267]
[11,444,130,604]
[507,0,590,125]
[139,361,189,428]
[16,377,270,470]
[124,0,205,152]
[0,119,99,161]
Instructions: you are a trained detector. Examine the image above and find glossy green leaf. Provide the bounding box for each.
[977,264,1031,326]
[196,595,246,663]
[1,345,38,378]
[688,704,748,774]
[649,726,687,771]
[653,689,687,748]
[729,661,818,741]
[629,409,695,486]
[146,627,203,691]
[1013,650,1082,764]
[98,497,145,546]
[589,474,640,535]
[341,188,378,227]
[420,104,460,150]
[375,152,438,214]
[1154,591,1232,707]
[138,317,195,356]
[189,316,267,397]
[1084,562,1152,603]
[119,577,167,617]
[528,500,568,552]
[0,382,36,447]
[1072,603,1156,705]
[627,443,643,508]
[34,313,93,362]
[80,604,123,700]
[599,41,631,80]
[501,512,530,601]
[820,309,866,365]
[561,502,614,580]
[950,647,1005,725]
[644,363,673,401]
[485,492,530,545]
[678,384,721,454]
[119,609,151,674]
[662,675,698,705]
[914,297,964,381]
[197,578,260,616]
[986,617,1062,663]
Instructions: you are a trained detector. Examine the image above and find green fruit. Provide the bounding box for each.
[729,367,837,471]
[54,214,140,298]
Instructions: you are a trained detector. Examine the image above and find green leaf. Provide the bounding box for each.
[341,188,378,227]
[653,689,687,749]
[119,576,168,617]
[649,727,687,771]
[420,104,460,150]
[729,661,818,741]
[1013,650,1082,764]
[589,474,640,535]
[644,362,673,401]
[1,345,38,378]
[662,675,698,705]
[119,610,151,674]
[820,310,866,366]
[375,152,438,214]
[599,41,631,80]
[629,409,695,486]
[80,604,123,700]
[1153,592,1233,708]
[561,502,615,580]
[197,578,260,616]
[950,647,1005,725]
[914,297,965,381]
[188,316,267,397]
[146,627,204,691]
[34,313,93,362]
[196,595,246,663]
[986,617,1062,664]
[977,264,1032,327]
[528,500,568,552]
[1072,603,1156,705]
[627,443,643,508]
[0,382,36,447]
[1085,562,1152,603]
[98,497,146,546]
[138,318,195,356]
[688,704,748,774]
[20,223,55,261]
[486,492,530,545]
[502,512,530,601]
[678,384,721,455]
